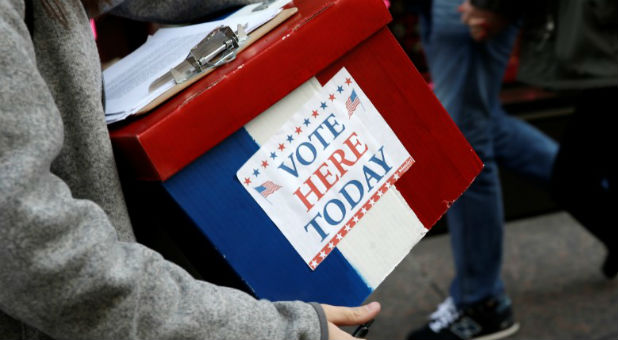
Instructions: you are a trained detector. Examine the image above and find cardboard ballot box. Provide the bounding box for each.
[110,0,482,306]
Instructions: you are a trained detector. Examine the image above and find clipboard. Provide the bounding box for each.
[136,7,298,115]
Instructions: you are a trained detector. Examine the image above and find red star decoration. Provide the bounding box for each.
[278,143,285,151]
[261,160,269,168]
[345,78,352,85]
[328,94,335,101]
[295,126,302,135]
[244,177,251,185]
[312,110,319,118]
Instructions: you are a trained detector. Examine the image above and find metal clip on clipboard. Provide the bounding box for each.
[149,25,247,91]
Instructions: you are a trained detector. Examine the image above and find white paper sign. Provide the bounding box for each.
[236,68,414,270]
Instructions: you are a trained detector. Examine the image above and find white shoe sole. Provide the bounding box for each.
[472,323,520,340]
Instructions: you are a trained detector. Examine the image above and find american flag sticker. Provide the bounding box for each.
[255,181,282,198]
[236,67,414,270]
[346,89,361,117]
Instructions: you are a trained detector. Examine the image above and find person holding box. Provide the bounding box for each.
[0,1,380,339]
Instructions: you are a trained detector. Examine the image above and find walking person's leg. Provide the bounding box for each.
[408,0,521,338]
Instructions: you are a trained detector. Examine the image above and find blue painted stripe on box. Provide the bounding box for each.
[163,128,371,306]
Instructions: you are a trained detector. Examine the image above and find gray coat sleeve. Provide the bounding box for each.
[0,1,324,339]
[109,0,261,23]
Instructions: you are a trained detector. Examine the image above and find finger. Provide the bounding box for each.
[322,302,381,326]
[468,17,487,28]
[468,17,489,41]
[458,1,472,23]
[459,7,471,23]
[469,24,487,41]
[460,12,470,24]
[468,18,487,32]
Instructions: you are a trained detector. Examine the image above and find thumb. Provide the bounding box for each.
[321,302,381,326]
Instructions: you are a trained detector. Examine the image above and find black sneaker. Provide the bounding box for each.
[407,296,519,340]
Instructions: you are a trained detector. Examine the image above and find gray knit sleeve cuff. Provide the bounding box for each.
[309,302,329,340]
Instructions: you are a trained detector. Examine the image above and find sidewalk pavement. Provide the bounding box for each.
[364,212,618,340]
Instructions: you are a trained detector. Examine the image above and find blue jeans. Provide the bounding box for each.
[420,0,558,307]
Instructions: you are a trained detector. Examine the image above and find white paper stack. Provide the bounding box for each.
[103,1,290,124]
